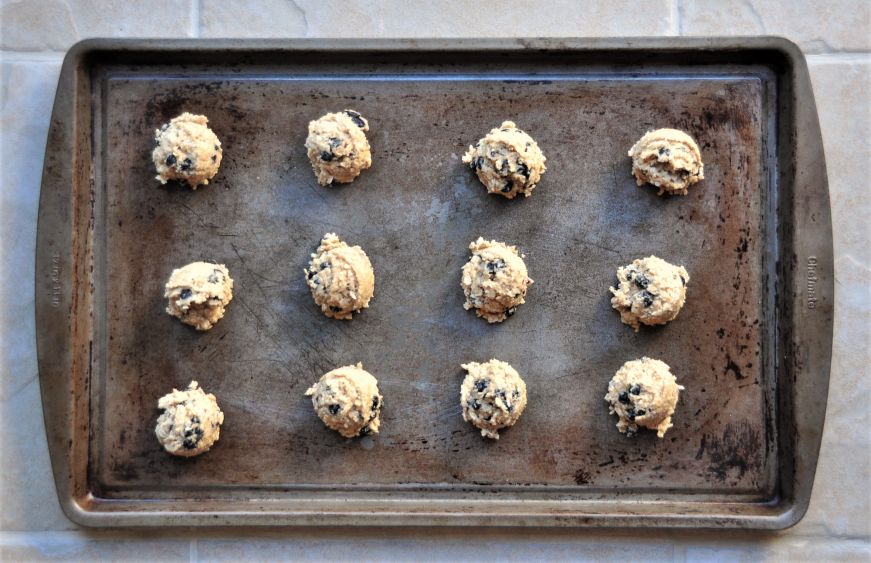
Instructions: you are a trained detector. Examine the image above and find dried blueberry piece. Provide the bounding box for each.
[329,137,343,148]
[182,427,204,449]
[208,269,223,283]
[501,181,513,193]
[679,275,687,286]
[485,259,505,279]
[469,398,481,410]
[624,268,635,282]
[330,306,342,313]
[165,154,177,166]
[641,290,655,307]
[505,307,516,318]
[636,409,646,416]
[359,425,371,436]
[214,144,220,151]
[179,288,193,300]
[658,147,670,156]
[629,384,641,395]
[618,391,630,404]
[344,110,366,128]
[475,379,488,392]
[328,404,341,415]
[499,159,509,174]
[517,162,530,179]
[191,416,200,424]
[472,156,484,170]
[180,157,193,171]
[627,407,637,421]
[320,151,333,162]
[634,273,650,289]
[319,262,329,270]
[307,270,316,280]
[512,389,520,399]
[211,155,217,162]
[371,396,380,411]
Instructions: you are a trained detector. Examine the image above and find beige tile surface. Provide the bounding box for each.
[1,0,869,560]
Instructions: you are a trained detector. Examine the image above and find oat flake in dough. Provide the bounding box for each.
[305,233,375,320]
[462,120,546,199]
[461,237,533,323]
[609,255,689,331]
[460,359,528,440]
[165,261,234,331]
[628,128,704,195]
[305,109,372,185]
[152,112,222,188]
[155,380,224,456]
[305,363,383,438]
[605,357,683,438]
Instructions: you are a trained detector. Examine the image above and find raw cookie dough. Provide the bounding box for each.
[155,380,224,456]
[628,128,704,195]
[165,261,234,331]
[152,112,222,188]
[460,359,528,440]
[609,256,689,331]
[305,109,372,185]
[604,357,683,438]
[462,120,547,199]
[305,233,375,320]
[305,363,383,438]
[461,237,533,323]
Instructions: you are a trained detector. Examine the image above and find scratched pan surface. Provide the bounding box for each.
[35,39,834,527]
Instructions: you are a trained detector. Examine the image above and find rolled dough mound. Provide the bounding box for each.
[605,357,683,438]
[305,233,375,320]
[155,380,224,456]
[609,255,689,331]
[165,261,234,331]
[305,109,372,185]
[460,359,528,440]
[305,363,383,438]
[461,237,533,323]
[628,128,704,195]
[462,120,547,199]
[152,112,222,188]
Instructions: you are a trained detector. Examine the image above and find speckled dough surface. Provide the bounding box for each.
[460,359,528,440]
[152,112,222,188]
[628,128,704,195]
[610,256,689,331]
[305,110,372,185]
[605,357,683,438]
[461,237,533,323]
[164,261,234,331]
[462,120,546,199]
[305,363,383,438]
[305,233,374,320]
[155,381,224,456]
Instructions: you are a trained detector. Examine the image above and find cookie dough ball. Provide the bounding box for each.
[460,359,528,440]
[628,128,704,195]
[461,237,532,323]
[305,363,383,438]
[605,357,683,438]
[305,233,375,320]
[155,380,224,456]
[165,261,234,331]
[152,113,222,188]
[305,109,372,185]
[609,256,689,331]
[462,120,546,199]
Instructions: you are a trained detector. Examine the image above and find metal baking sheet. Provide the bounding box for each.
[35,38,833,528]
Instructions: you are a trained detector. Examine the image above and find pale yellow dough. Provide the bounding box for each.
[604,357,683,438]
[304,110,372,185]
[461,237,533,323]
[152,113,222,188]
[305,363,383,438]
[164,261,234,331]
[609,256,689,331]
[462,120,546,199]
[460,359,528,440]
[628,128,704,195]
[305,233,375,320]
[155,381,224,456]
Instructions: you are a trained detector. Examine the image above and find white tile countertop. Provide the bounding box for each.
[1,1,869,560]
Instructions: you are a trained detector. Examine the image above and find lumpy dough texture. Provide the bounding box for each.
[610,256,689,331]
[305,233,375,320]
[461,237,532,323]
[460,359,528,440]
[462,120,546,199]
[605,357,683,438]
[305,110,372,185]
[152,113,222,188]
[628,128,704,195]
[165,261,234,331]
[155,381,224,456]
[305,363,383,438]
